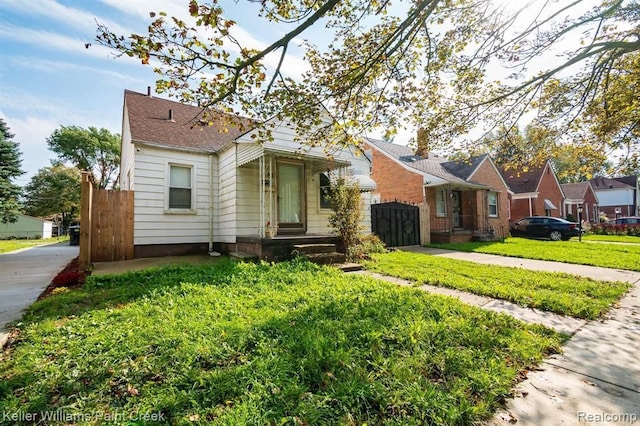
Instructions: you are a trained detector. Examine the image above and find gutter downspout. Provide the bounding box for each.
[208,154,220,256]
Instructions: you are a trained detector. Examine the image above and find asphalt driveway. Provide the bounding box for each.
[0,243,78,346]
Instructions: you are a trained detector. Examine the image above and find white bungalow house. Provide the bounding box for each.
[119,89,375,260]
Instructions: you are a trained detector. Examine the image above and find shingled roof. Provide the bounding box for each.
[124,90,254,153]
[612,175,638,188]
[441,155,488,181]
[366,138,481,186]
[589,176,633,190]
[500,165,545,194]
[561,182,590,199]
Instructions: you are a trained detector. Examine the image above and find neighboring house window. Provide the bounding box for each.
[436,189,446,216]
[488,191,498,217]
[319,172,332,209]
[169,165,192,209]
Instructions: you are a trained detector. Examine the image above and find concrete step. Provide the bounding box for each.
[332,262,363,272]
[292,243,337,255]
[303,252,346,265]
[229,251,259,261]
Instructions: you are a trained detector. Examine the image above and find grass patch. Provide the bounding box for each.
[0,259,561,425]
[0,237,69,254]
[430,237,640,271]
[364,251,630,319]
[582,234,640,244]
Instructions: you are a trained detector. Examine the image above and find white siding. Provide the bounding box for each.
[596,188,634,207]
[236,163,262,236]
[217,145,237,243]
[120,103,135,190]
[132,146,214,246]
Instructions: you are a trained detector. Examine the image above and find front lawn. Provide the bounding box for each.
[0,236,69,254]
[364,251,630,319]
[0,259,562,425]
[430,237,640,271]
[583,234,640,244]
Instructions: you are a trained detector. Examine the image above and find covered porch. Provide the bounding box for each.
[426,183,503,243]
[233,145,352,260]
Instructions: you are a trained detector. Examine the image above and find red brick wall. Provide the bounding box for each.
[369,147,424,204]
[533,165,564,217]
[510,198,533,221]
[470,160,510,233]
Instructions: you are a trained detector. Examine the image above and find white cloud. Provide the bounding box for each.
[0,23,116,60]
[0,0,131,35]
[99,0,187,21]
[6,56,145,84]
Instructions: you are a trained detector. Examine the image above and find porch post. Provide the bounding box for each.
[259,155,265,238]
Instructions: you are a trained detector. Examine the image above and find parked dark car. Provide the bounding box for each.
[510,216,581,241]
[607,216,640,225]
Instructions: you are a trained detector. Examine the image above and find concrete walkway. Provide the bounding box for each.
[0,243,78,347]
[387,247,640,426]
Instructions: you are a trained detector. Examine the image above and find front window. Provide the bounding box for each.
[488,191,498,217]
[319,172,332,209]
[436,189,446,216]
[169,165,192,209]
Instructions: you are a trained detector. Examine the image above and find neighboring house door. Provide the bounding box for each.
[452,190,462,228]
[277,161,306,234]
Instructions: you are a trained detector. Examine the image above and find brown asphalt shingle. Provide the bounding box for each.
[124,90,254,152]
[561,182,590,199]
[500,166,545,194]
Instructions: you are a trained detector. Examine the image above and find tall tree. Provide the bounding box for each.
[96,0,640,167]
[479,123,609,182]
[47,126,120,189]
[0,118,24,223]
[22,165,81,233]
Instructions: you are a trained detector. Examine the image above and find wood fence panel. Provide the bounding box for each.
[90,188,135,262]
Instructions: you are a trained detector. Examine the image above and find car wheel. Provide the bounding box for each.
[549,230,563,241]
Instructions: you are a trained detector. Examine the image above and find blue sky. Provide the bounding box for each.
[0,0,319,184]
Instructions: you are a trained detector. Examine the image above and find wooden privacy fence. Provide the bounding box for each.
[371,201,422,247]
[79,172,134,269]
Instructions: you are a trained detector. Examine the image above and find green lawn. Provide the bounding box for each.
[364,251,630,319]
[583,234,640,244]
[0,236,69,254]
[0,259,562,425]
[430,237,640,271]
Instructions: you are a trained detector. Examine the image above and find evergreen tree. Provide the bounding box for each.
[0,119,24,223]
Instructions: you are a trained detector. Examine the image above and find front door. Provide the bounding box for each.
[277,162,306,234]
[452,190,462,228]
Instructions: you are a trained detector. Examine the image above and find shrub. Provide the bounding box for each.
[347,234,387,260]
[327,175,364,261]
[51,270,83,287]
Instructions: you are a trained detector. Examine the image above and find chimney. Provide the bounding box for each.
[147,86,152,97]
[168,109,174,122]
[415,127,429,158]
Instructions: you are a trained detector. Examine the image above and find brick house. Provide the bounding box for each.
[561,181,599,223]
[590,176,639,218]
[500,161,565,220]
[366,139,510,242]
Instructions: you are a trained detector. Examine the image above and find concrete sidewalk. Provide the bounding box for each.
[0,243,78,347]
[394,246,640,425]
